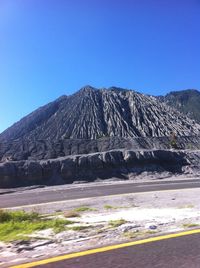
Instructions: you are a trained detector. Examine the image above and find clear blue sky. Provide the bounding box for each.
[0,0,200,133]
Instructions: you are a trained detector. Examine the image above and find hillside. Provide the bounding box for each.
[159,89,200,123]
[0,86,200,142]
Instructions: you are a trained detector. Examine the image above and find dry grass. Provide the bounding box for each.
[123,230,158,239]
[178,204,194,209]
[68,225,92,231]
[104,204,131,210]
[109,219,127,228]
[74,207,97,212]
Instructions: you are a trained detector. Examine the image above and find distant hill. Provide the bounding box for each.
[0,86,200,142]
[158,89,200,123]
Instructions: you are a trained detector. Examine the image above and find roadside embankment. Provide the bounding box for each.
[0,149,200,188]
[1,187,200,267]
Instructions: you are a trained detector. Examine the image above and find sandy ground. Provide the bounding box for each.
[1,186,200,267]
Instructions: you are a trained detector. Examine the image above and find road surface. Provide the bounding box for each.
[11,231,200,268]
[1,179,200,208]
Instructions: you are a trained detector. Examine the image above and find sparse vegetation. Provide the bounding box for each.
[68,225,92,231]
[169,132,178,149]
[96,228,105,234]
[96,133,110,139]
[145,230,158,235]
[109,219,127,228]
[104,204,130,210]
[123,231,138,239]
[96,134,104,139]
[182,223,199,228]
[178,204,194,209]
[0,209,39,223]
[0,210,74,242]
[74,207,97,212]
[104,205,116,210]
[123,230,158,239]
[187,143,195,150]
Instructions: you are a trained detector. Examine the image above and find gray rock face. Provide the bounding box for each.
[1,136,200,162]
[0,86,200,142]
[0,149,199,188]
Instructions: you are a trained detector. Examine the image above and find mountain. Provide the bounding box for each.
[1,86,200,142]
[159,89,200,123]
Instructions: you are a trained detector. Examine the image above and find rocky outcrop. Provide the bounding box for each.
[1,136,200,162]
[0,149,199,188]
[1,86,200,142]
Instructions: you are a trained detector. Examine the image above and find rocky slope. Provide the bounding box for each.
[1,86,200,142]
[0,149,200,188]
[1,86,200,188]
[1,136,200,161]
[159,89,200,123]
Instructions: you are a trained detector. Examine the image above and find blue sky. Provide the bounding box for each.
[0,0,200,133]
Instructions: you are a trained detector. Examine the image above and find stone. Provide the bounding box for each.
[148,225,157,230]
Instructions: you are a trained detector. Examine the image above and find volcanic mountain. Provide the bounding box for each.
[0,86,200,142]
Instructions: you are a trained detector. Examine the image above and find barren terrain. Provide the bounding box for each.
[1,179,200,267]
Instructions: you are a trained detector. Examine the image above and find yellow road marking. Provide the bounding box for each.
[2,187,198,210]
[10,229,200,268]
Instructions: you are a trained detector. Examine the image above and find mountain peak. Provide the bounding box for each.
[108,86,129,92]
[78,85,96,93]
[1,86,200,141]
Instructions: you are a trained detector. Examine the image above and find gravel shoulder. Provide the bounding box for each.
[1,186,200,267]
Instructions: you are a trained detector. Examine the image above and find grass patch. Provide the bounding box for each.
[109,219,127,228]
[96,229,104,234]
[104,205,120,210]
[68,225,92,231]
[0,210,74,242]
[145,230,158,235]
[123,230,157,239]
[104,205,130,210]
[178,204,194,209]
[0,210,40,223]
[104,205,115,210]
[74,207,97,212]
[182,223,199,228]
[123,231,138,239]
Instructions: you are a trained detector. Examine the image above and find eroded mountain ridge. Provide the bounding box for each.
[1,86,200,142]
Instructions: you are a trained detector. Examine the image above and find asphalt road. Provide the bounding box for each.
[23,232,200,268]
[1,179,200,208]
